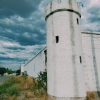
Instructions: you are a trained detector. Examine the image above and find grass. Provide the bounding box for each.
[0,77,20,96]
[0,71,47,100]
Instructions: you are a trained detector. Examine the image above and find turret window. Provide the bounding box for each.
[56,36,59,43]
[79,56,82,63]
[44,50,47,65]
[77,18,79,24]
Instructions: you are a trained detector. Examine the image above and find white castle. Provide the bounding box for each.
[21,0,100,99]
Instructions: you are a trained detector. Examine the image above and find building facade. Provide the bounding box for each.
[82,32,100,95]
[21,32,100,99]
[21,0,100,99]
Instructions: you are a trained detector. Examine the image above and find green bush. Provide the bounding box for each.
[97,91,100,97]
[7,86,19,96]
[37,70,47,91]
[32,70,47,96]
[0,77,20,96]
[0,71,47,99]
[0,85,20,96]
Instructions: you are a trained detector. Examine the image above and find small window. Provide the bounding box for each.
[56,36,59,43]
[77,18,79,24]
[44,50,47,65]
[79,56,82,63]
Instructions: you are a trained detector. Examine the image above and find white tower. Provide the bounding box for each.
[45,0,86,100]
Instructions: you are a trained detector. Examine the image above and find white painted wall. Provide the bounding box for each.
[82,32,100,92]
[46,0,86,98]
[22,32,100,93]
[23,48,46,77]
[21,64,24,74]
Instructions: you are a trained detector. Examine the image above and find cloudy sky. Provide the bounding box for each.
[0,0,100,70]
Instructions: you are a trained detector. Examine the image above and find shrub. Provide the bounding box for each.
[17,76,34,90]
[37,70,47,91]
[97,91,100,98]
[32,70,47,97]
[7,86,19,96]
[0,77,20,96]
[16,69,21,75]
[86,92,96,100]
[0,71,47,99]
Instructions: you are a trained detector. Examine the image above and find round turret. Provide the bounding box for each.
[45,0,86,99]
[45,0,81,20]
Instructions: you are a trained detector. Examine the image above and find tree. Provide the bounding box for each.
[0,68,6,75]
[16,69,21,75]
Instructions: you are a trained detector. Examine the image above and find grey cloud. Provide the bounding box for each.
[0,0,42,18]
[87,7,100,23]
[0,34,45,69]
[0,52,6,55]
[0,18,46,46]
[88,7,100,15]
[88,16,100,23]
[6,47,25,51]
[2,0,100,69]
[80,0,100,32]
[0,0,47,69]
[0,56,26,62]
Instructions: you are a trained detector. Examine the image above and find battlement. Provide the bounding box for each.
[45,0,81,20]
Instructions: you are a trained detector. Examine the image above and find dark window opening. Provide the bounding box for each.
[79,56,82,63]
[44,50,47,65]
[56,36,59,43]
[77,18,79,24]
